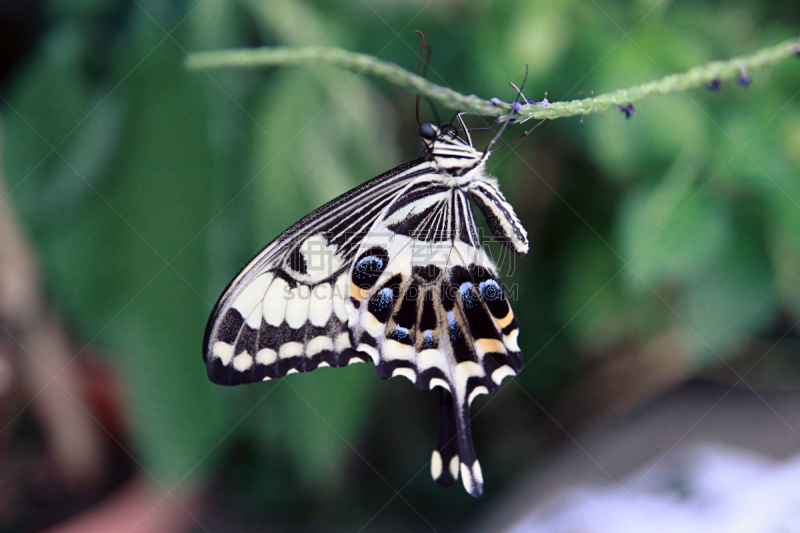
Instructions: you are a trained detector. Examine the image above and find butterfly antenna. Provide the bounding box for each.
[415,30,426,125]
[420,37,433,79]
[427,97,441,126]
[481,65,529,161]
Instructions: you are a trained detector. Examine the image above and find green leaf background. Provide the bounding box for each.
[3,0,800,529]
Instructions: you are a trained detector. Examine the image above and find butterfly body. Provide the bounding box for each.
[204,123,527,497]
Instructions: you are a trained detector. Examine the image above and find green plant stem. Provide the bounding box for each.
[187,37,800,121]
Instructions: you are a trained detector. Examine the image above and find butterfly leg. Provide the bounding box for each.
[431,389,459,488]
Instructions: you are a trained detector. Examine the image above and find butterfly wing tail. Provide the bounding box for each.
[432,389,483,498]
[431,389,459,488]
[453,394,484,498]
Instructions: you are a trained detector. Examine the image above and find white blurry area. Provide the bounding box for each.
[479,382,800,533]
[509,444,800,533]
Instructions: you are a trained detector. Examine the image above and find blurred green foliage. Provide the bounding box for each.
[2,0,799,529]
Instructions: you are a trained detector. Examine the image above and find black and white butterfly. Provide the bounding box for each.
[203,117,528,497]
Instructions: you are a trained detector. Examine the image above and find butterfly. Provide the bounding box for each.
[203,116,528,497]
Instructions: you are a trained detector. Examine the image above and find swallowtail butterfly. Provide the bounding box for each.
[203,117,527,497]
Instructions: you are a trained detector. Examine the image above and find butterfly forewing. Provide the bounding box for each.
[203,159,435,385]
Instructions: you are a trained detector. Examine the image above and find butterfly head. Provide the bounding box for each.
[419,122,483,173]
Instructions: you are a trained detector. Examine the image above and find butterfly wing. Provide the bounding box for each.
[346,178,523,497]
[203,159,436,385]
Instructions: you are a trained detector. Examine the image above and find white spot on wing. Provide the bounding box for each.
[418,349,447,372]
[391,367,416,383]
[285,285,310,329]
[503,328,520,352]
[454,361,484,402]
[287,368,299,375]
[300,234,342,282]
[256,348,277,365]
[333,273,349,321]
[449,455,459,480]
[491,365,516,385]
[356,344,379,363]
[429,378,450,392]
[263,276,289,326]
[461,463,473,495]
[233,352,254,372]
[307,336,333,356]
[431,450,443,480]
[279,342,303,359]
[472,460,483,486]
[308,283,333,327]
[335,332,351,352]
[212,342,234,365]
[384,340,414,361]
[318,361,330,368]
[468,385,488,405]
[474,338,506,358]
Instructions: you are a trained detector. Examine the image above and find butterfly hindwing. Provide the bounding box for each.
[346,183,522,497]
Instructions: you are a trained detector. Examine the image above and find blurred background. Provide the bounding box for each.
[1,0,800,532]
